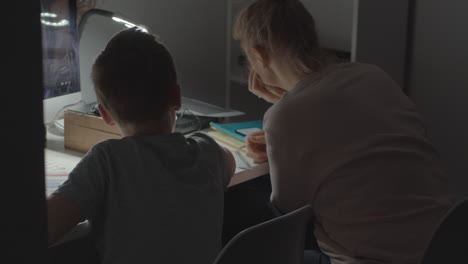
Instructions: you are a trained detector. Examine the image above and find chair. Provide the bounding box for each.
[48,222,100,264]
[213,204,313,264]
[48,235,100,264]
[420,197,468,264]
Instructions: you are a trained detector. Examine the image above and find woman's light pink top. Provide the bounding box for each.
[264,62,453,264]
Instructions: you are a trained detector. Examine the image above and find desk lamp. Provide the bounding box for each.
[76,8,147,116]
[78,8,147,38]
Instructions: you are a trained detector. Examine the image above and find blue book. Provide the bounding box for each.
[209,120,263,141]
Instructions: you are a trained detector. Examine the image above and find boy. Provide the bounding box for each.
[47,28,236,264]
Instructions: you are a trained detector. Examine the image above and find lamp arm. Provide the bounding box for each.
[78,8,115,38]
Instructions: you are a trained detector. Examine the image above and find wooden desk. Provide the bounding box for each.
[45,126,269,196]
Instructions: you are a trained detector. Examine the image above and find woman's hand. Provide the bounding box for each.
[245,130,268,163]
[248,71,286,104]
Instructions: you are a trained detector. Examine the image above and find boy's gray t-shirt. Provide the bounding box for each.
[54,132,233,264]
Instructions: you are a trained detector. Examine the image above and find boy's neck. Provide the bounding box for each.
[117,111,176,137]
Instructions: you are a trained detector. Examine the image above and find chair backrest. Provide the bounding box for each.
[213,204,313,264]
[420,197,468,264]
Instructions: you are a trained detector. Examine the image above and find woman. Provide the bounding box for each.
[234,0,453,263]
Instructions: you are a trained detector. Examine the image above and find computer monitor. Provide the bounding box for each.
[41,0,82,125]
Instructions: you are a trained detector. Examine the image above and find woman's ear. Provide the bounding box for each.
[98,104,116,127]
[170,84,182,111]
[252,45,270,68]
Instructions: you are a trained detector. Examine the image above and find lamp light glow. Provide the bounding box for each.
[41,12,58,18]
[112,16,148,32]
[40,12,69,27]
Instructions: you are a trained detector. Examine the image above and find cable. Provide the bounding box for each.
[183,108,202,131]
[175,108,203,134]
[51,99,84,123]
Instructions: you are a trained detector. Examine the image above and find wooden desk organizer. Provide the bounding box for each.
[64,110,121,153]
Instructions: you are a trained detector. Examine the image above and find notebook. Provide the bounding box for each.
[209,120,263,142]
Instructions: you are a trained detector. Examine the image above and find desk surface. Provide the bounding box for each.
[45,126,269,196]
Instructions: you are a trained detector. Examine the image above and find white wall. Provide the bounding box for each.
[353,0,409,87]
[94,0,228,108]
[303,0,354,52]
[408,0,468,198]
[79,14,125,104]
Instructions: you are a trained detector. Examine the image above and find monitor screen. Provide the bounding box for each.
[41,0,80,99]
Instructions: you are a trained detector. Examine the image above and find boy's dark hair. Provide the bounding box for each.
[92,27,177,124]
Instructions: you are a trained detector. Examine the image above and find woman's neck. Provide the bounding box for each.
[271,58,314,92]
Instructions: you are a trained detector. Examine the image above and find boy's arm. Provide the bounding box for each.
[47,193,85,246]
[191,132,236,187]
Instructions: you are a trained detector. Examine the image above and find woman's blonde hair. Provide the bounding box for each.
[233,0,330,75]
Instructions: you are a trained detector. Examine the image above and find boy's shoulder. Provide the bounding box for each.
[187,132,218,145]
[97,132,186,148]
[89,132,220,160]
[186,132,228,161]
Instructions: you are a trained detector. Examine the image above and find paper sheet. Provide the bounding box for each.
[179,97,245,117]
[45,149,81,196]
